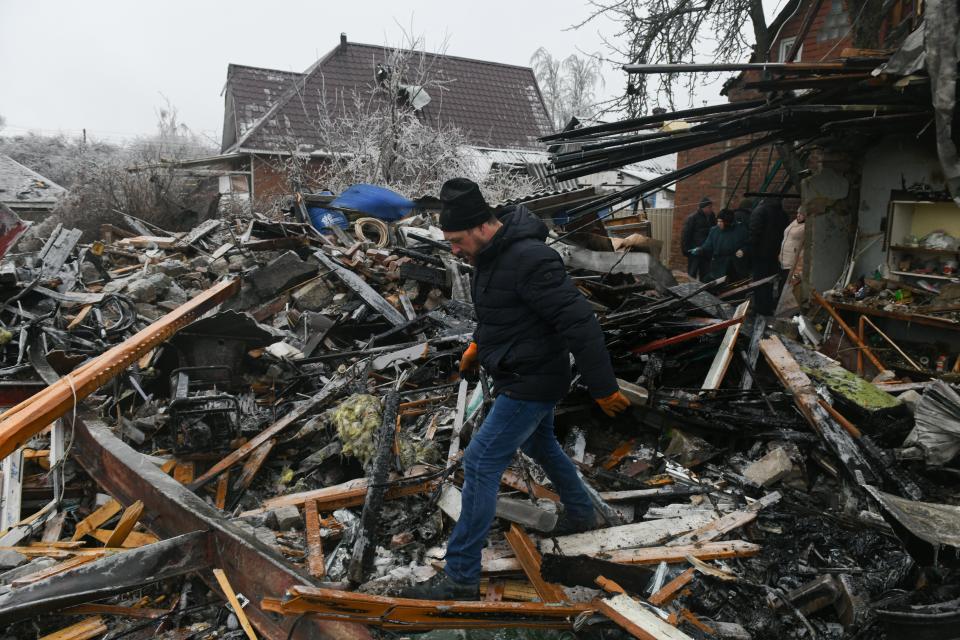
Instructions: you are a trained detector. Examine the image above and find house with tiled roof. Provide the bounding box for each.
[194,34,557,206]
[0,154,67,221]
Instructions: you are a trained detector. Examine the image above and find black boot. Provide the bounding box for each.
[550,512,595,536]
[402,572,480,600]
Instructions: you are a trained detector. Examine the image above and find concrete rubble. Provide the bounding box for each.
[0,191,956,640]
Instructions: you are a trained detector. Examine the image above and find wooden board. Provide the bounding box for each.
[539,515,714,556]
[702,300,750,390]
[667,493,780,546]
[213,568,258,640]
[215,471,230,510]
[90,529,158,548]
[504,524,566,602]
[304,500,325,578]
[11,555,97,586]
[262,586,591,630]
[480,540,759,574]
[649,568,696,606]
[39,616,107,640]
[760,336,876,482]
[71,500,121,541]
[242,473,435,515]
[104,500,144,548]
[597,593,695,640]
[173,461,195,484]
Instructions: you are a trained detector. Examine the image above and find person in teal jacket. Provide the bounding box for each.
[689,209,749,281]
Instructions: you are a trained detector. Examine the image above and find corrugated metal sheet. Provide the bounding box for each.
[647,207,675,265]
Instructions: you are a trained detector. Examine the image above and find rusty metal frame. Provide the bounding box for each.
[0,278,240,460]
[70,417,371,640]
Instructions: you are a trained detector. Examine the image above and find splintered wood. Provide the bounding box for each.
[71,500,121,541]
[504,524,566,603]
[597,593,695,640]
[303,499,326,578]
[212,569,258,640]
[39,617,107,640]
[104,500,144,548]
[262,586,591,630]
[649,568,696,606]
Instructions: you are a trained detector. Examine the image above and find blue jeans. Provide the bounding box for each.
[444,395,595,584]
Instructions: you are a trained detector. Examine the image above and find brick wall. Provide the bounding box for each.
[772,0,854,63]
[251,156,331,211]
[670,134,781,267]
[669,0,852,268]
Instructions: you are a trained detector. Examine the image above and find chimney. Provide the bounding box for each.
[340,33,347,46]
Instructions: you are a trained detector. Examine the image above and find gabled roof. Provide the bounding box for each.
[0,155,67,211]
[221,40,554,154]
[221,64,306,151]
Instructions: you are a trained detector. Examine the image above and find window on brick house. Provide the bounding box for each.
[817,0,851,42]
[778,37,803,61]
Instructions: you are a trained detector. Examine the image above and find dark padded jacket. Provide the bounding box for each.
[749,200,789,264]
[471,205,619,402]
[695,223,749,281]
[681,209,716,257]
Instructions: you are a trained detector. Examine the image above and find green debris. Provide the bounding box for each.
[330,394,383,464]
[801,365,900,411]
[329,393,441,469]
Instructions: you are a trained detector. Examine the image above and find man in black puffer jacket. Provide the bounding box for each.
[407,178,630,600]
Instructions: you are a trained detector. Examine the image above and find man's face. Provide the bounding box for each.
[703,204,714,215]
[444,223,492,264]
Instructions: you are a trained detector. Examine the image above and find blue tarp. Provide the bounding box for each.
[329,184,414,221]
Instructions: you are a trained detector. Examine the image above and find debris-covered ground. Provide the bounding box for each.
[0,193,958,640]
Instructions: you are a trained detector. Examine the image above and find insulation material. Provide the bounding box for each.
[901,381,960,465]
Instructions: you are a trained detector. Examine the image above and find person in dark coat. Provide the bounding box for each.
[733,198,754,225]
[689,209,749,281]
[407,178,630,600]
[680,197,716,279]
[748,198,789,315]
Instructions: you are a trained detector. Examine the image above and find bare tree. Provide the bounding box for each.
[531,47,605,130]
[271,32,538,207]
[576,0,801,116]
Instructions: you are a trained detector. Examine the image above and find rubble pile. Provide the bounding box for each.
[0,198,958,640]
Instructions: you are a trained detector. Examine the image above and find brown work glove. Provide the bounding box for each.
[596,390,630,417]
[459,342,479,380]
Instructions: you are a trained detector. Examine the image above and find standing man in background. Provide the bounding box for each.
[749,199,789,315]
[681,197,716,279]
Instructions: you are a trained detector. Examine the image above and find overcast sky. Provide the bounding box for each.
[0,0,740,147]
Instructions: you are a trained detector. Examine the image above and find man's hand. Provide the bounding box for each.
[596,390,630,417]
[735,249,744,258]
[688,247,699,256]
[459,342,479,380]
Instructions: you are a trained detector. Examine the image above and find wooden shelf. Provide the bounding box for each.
[890,245,960,256]
[890,270,958,281]
[830,300,960,331]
